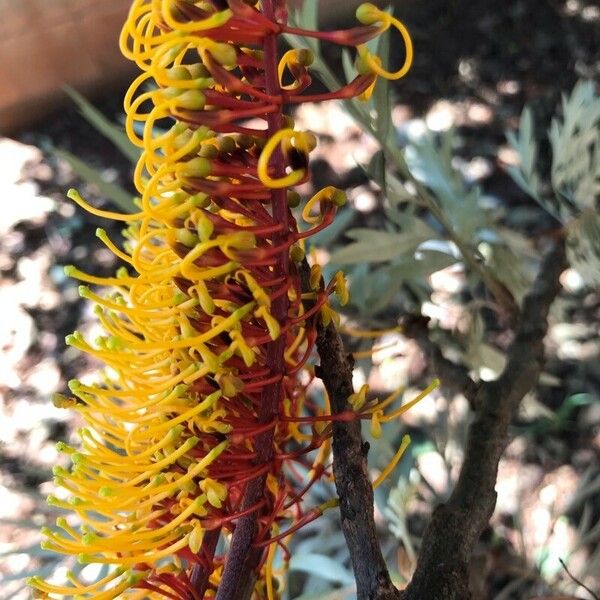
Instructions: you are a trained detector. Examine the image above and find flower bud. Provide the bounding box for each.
[166,65,192,81]
[177,228,199,247]
[296,48,314,66]
[199,143,219,158]
[290,244,305,263]
[196,212,215,242]
[162,86,183,100]
[178,157,212,178]
[175,90,206,110]
[218,136,236,153]
[208,43,237,66]
[189,522,204,553]
[187,63,210,79]
[356,3,382,25]
[236,134,254,149]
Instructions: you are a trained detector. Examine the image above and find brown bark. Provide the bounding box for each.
[316,320,400,600]
[314,241,566,600]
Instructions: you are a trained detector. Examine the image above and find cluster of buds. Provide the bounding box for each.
[29,1,418,598]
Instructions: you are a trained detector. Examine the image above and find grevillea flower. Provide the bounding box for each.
[29,2,423,598]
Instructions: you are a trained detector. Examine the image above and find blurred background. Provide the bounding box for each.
[0,1,599,599]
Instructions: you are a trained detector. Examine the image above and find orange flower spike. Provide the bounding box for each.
[29,1,422,599]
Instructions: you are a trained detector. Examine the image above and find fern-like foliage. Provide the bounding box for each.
[508,80,600,284]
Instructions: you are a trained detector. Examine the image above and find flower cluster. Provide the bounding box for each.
[29,1,417,598]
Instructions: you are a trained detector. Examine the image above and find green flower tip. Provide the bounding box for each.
[331,188,348,207]
[77,553,94,564]
[212,7,233,28]
[196,214,214,241]
[180,156,212,178]
[168,424,185,440]
[65,331,84,346]
[210,42,237,66]
[177,228,199,248]
[188,64,211,80]
[162,86,185,100]
[52,392,74,409]
[66,188,81,202]
[78,285,91,298]
[192,496,206,510]
[174,292,188,305]
[297,48,314,66]
[106,336,124,350]
[177,90,206,110]
[290,245,305,263]
[68,379,82,392]
[174,383,189,397]
[151,473,167,486]
[55,441,69,453]
[127,571,146,585]
[199,143,219,159]
[167,65,192,81]
[356,2,381,25]
[82,532,98,545]
[218,136,236,154]
[191,192,211,208]
[355,53,374,76]
[184,436,200,449]
[71,452,85,465]
[99,486,116,498]
[63,264,76,277]
[236,134,254,150]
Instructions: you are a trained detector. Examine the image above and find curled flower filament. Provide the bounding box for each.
[30,1,422,599]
